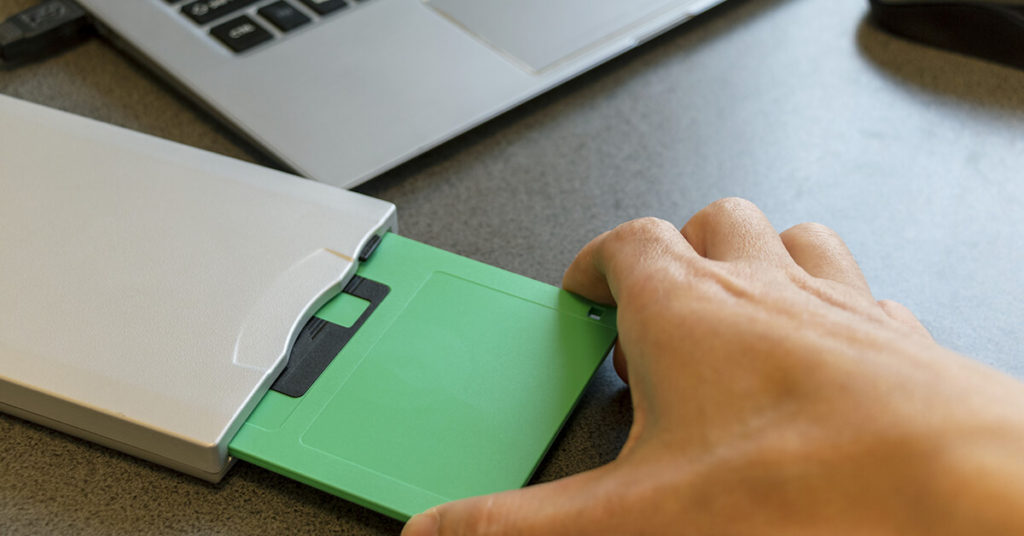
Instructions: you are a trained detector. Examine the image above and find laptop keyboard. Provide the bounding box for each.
[166,0,368,53]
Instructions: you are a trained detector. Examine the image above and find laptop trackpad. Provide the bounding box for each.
[425,0,679,72]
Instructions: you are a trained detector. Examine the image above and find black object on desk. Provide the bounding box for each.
[869,0,1024,70]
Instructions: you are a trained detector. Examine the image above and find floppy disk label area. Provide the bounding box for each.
[271,276,390,398]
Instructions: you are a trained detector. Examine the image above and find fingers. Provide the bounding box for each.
[402,467,617,536]
[612,343,628,384]
[878,299,933,339]
[561,230,618,306]
[780,222,871,294]
[680,198,790,265]
[562,217,695,306]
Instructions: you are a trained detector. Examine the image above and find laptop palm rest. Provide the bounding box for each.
[425,0,680,71]
[228,233,618,521]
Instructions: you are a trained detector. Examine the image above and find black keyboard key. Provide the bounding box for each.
[298,0,349,16]
[182,0,262,25]
[211,16,273,53]
[259,1,311,32]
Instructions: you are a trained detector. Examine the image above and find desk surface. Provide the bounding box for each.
[2,0,1023,533]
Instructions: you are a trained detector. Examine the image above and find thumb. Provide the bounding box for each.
[401,465,619,536]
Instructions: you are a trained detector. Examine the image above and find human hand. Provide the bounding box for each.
[402,198,1024,535]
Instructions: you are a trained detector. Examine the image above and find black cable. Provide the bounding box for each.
[0,0,93,67]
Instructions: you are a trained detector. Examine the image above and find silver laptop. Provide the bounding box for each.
[75,0,725,188]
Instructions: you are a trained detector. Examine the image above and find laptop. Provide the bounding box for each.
[74,0,727,188]
[0,94,617,519]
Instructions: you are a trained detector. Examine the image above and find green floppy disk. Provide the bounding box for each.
[228,233,617,520]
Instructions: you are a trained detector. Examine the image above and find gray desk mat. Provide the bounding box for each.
[2,0,1022,533]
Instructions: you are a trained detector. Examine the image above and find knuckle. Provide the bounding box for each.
[607,217,677,245]
[688,198,762,232]
[782,222,841,246]
[793,221,837,236]
[706,196,759,216]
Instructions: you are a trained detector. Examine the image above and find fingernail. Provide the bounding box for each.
[401,509,440,536]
